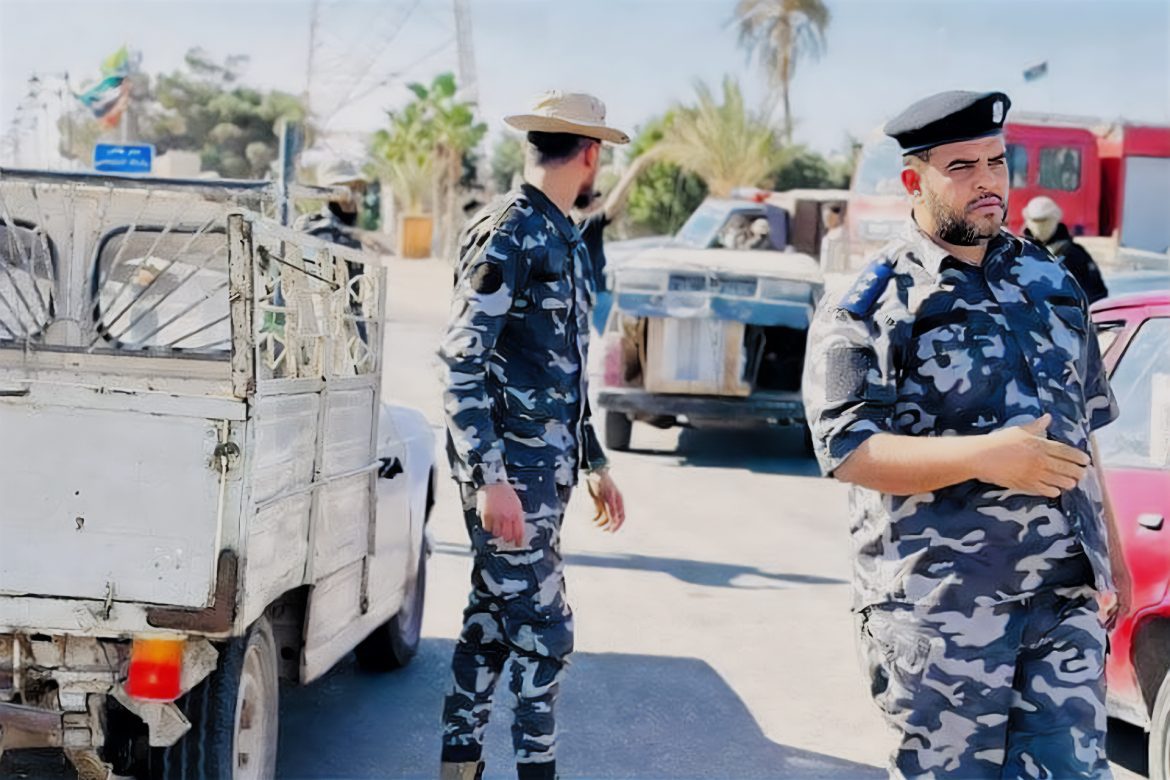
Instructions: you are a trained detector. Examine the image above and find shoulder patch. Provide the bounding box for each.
[838,257,895,317]
[469,261,504,295]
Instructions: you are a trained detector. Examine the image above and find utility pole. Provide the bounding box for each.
[453,0,478,105]
[304,0,321,124]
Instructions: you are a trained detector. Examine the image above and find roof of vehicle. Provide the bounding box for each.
[617,246,823,285]
[695,198,768,212]
[1091,290,1170,314]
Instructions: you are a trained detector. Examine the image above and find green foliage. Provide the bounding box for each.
[490,133,524,193]
[624,114,708,236]
[369,71,486,213]
[770,146,852,190]
[733,0,831,143]
[626,162,708,236]
[654,77,783,197]
[60,48,305,179]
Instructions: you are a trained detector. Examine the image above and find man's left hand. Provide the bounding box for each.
[1100,566,1132,631]
[586,468,625,533]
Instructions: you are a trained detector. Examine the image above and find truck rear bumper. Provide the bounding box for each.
[597,389,805,426]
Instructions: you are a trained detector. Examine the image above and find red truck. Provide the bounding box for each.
[845,115,1170,271]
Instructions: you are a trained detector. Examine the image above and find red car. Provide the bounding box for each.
[1094,290,1170,777]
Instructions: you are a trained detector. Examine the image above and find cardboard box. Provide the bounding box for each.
[643,317,751,396]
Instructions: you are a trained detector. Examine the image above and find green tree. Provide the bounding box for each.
[61,49,305,179]
[655,77,783,198]
[733,0,830,144]
[770,146,851,190]
[368,72,486,255]
[490,133,524,193]
[624,115,707,236]
[370,97,435,212]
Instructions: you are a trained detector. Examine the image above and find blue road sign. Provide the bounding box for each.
[93,143,154,175]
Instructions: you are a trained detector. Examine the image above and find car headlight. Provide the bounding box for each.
[758,279,811,300]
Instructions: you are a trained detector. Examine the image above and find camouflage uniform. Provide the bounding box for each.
[294,206,362,250]
[803,223,1118,779]
[439,183,607,773]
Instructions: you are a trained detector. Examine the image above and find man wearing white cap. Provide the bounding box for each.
[295,157,367,250]
[1023,195,1108,304]
[438,91,628,780]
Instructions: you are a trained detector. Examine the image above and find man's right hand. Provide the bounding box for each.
[477,482,526,545]
[976,414,1091,498]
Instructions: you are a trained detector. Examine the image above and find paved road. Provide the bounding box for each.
[2,255,1149,780]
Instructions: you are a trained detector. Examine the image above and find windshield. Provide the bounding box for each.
[675,204,725,248]
[853,137,905,197]
[93,228,230,353]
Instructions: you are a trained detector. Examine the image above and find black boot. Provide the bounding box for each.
[516,761,557,780]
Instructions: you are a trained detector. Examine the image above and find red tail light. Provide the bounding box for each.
[126,636,185,701]
[601,333,625,388]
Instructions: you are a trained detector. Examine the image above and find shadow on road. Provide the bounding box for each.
[431,542,845,591]
[277,638,883,779]
[629,427,822,478]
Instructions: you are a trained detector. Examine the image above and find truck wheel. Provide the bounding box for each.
[147,617,279,780]
[355,540,426,672]
[801,423,816,456]
[605,411,633,452]
[1150,668,1170,780]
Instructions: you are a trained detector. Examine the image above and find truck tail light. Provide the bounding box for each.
[126,636,185,701]
[601,333,625,388]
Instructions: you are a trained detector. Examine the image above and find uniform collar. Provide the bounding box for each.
[903,218,1015,279]
[520,183,582,246]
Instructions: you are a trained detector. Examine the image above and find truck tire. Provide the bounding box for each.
[355,540,426,672]
[605,410,632,452]
[801,423,816,457]
[146,616,279,780]
[1150,668,1170,780]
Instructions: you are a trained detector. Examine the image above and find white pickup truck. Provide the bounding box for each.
[0,170,436,779]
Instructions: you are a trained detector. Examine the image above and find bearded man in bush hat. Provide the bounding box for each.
[438,91,629,780]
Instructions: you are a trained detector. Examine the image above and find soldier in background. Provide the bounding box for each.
[803,91,1127,778]
[297,159,370,343]
[295,158,366,250]
[438,91,628,780]
[1023,195,1109,304]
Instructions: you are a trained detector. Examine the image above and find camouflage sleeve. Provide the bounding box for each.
[580,399,609,472]
[439,224,528,488]
[802,301,898,477]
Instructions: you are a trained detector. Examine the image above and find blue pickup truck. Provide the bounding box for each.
[594,200,824,452]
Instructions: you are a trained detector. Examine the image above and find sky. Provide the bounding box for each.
[1,0,1168,165]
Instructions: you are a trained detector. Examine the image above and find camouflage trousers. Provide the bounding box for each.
[441,470,574,767]
[859,589,1110,779]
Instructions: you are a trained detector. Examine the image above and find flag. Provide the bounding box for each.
[101,46,131,78]
[1023,62,1048,82]
[97,84,130,128]
[74,47,134,126]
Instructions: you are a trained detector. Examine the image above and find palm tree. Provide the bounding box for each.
[369,73,485,256]
[655,78,783,198]
[733,0,830,144]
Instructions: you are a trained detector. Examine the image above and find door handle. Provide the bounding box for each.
[0,387,30,397]
[378,457,404,480]
[1138,514,1165,531]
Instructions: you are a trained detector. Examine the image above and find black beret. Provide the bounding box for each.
[884,91,1011,154]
